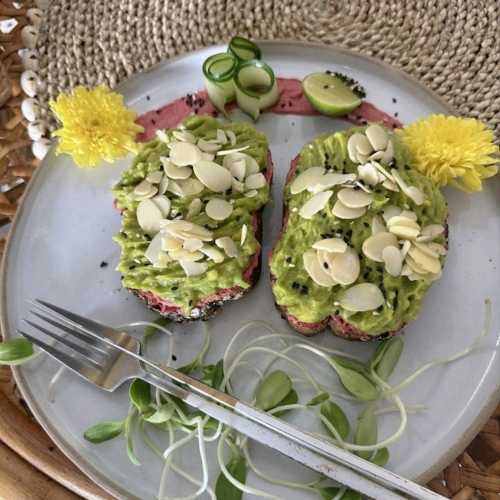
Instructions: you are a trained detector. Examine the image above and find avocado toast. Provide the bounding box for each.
[113,115,272,321]
[270,124,448,340]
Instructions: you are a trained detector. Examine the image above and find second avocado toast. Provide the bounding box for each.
[270,124,448,340]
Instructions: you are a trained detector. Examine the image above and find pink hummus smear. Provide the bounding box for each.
[136,78,401,142]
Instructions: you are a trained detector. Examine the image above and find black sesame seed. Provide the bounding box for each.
[363,222,369,228]
[363,271,370,279]
[146,95,151,101]
[392,124,397,129]
[346,229,353,238]
[100,261,108,268]
[292,282,300,289]
[323,85,329,89]
[189,300,193,306]
[172,286,178,291]
[280,103,286,108]
[300,286,309,295]
[405,165,411,171]
[129,265,136,270]
[286,256,292,263]
[151,119,156,125]
[394,112,399,117]
[172,354,177,361]
[323,262,329,269]
[156,109,161,115]
[392,97,397,103]
[325,70,332,75]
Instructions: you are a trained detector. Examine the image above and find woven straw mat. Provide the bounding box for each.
[36,0,500,138]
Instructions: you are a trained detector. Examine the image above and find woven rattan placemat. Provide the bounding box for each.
[0,1,499,499]
[35,0,500,138]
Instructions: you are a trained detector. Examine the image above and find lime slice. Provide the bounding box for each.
[303,72,362,116]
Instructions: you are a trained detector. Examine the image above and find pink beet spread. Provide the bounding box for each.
[136,78,400,143]
[132,77,399,318]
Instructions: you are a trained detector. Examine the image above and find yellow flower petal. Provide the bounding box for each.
[49,85,143,168]
[396,115,498,192]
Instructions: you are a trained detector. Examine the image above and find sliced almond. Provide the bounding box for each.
[382,179,399,192]
[357,163,381,186]
[229,158,246,181]
[331,199,366,220]
[145,233,165,266]
[161,219,193,232]
[151,195,171,217]
[197,137,221,153]
[200,244,225,263]
[176,178,204,196]
[136,199,163,235]
[413,241,440,259]
[290,167,326,194]
[201,152,215,161]
[388,224,420,240]
[382,205,402,224]
[169,142,202,166]
[382,246,403,276]
[379,139,394,165]
[134,179,155,197]
[179,260,207,277]
[187,198,202,219]
[371,215,386,234]
[245,172,266,190]
[169,249,204,262]
[347,134,362,163]
[329,247,360,285]
[165,221,213,242]
[362,231,399,262]
[215,236,238,258]
[226,129,237,146]
[161,235,183,251]
[405,254,428,275]
[173,130,196,143]
[369,150,385,161]
[387,216,420,230]
[157,173,169,194]
[400,210,418,221]
[303,249,337,287]
[407,245,441,274]
[193,160,233,193]
[245,190,258,198]
[156,130,169,143]
[391,169,425,205]
[299,191,333,219]
[241,224,248,245]
[356,135,373,155]
[232,178,245,193]
[216,129,227,144]
[162,158,192,180]
[401,240,411,258]
[309,173,357,193]
[216,145,250,156]
[205,198,233,221]
[427,242,447,256]
[134,188,158,201]
[372,161,393,181]
[166,180,183,197]
[146,171,163,184]
[337,188,373,209]
[312,238,347,253]
[223,152,259,175]
[339,283,385,312]
[183,238,203,252]
[365,124,389,151]
[317,249,336,273]
[417,224,445,242]
[357,152,370,164]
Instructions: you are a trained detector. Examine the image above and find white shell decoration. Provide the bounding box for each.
[32,138,51,160]
[20,49,39,71]
[27,8,44,28]
[27,120,46,141]
[21,97,40,121]
[21,25,38,49]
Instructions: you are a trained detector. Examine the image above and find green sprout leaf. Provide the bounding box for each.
[215,454,247,500]
[370,447,390,466]
[144,403,175,424]
[272,389,298,417]
[201,359,224,389]
[355,406,377,460]
[0,338,34,365]
[83,421,124,444]
[370,337,404,381]
[255,370,292,411]
[320,401,350,440]
[129,379,152,414]
[306,392,330,407]
[330,358,379,401]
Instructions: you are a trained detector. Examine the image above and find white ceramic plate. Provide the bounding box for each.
[2,42,499,500]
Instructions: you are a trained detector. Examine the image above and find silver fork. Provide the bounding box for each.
[18,299,444,500]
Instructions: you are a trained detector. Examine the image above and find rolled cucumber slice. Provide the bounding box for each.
[202,53,238,115]
[228,36,262,61]
[303,72,362,116]
[233,60,279,120]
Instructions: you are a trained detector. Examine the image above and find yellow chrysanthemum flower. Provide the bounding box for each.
[50,85,143,168]
[397,115,498,192]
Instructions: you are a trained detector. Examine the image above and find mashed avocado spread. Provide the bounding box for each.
[113,115,269,314]
[270,127,447,336]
